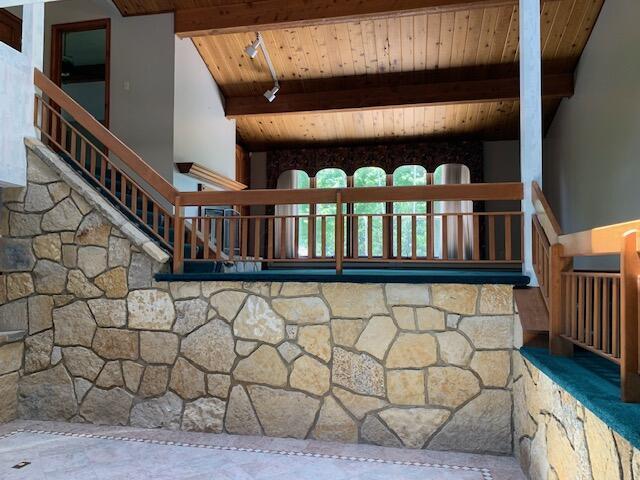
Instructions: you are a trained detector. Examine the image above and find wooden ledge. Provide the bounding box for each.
[175,163,247,191]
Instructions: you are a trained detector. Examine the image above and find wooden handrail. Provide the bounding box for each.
[559,219,640,257]
[34,69,178,204]
[532,181,562,244]
[178,182,524,206]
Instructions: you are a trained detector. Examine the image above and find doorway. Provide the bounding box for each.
[51,19,110,129]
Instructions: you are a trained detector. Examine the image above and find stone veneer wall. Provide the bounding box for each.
[0,337,23,423]
[513,353,640,479]
[0,140,519,454]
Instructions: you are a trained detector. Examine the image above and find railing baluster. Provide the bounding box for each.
[267,217,274,260]
[612,276,619,357]
[203,218,210,260]
[367,215,373,259]
[505,214,512,261]
[242,218,249,260]
[293,216,299,260]
[321,216,327,258]
[280,216,286,259]
[215,217,223,259]
[442,214,448,260]
[488,215,496,261]
[594,276,602,350]
[229,217,236,261]
[570,275,578,339]
[412,215,418,260]
[456,214,463,260]
[602,278,610,354]
[396,215,403,259]
[190,218,197,260]
[578,276,585,342]
[254,218,262,260]
[428,214,435,260]
[586,276,593,346]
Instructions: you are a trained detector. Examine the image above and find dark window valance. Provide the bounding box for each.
[265,141,483,189]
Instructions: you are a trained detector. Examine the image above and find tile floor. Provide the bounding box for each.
[0,421,526,480]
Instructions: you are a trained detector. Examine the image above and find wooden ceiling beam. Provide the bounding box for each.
[225,73,574,118]
[175,0,519,37]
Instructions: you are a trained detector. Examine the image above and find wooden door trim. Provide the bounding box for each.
[50,18,111,128]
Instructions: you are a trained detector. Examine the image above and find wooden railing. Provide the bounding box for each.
[173,183,524,273]
[531,181,640,402]
[33,70,178,250]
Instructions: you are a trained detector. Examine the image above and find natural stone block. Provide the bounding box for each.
[62,346,104,381]
[80,387,132,425]
[479,285,513,314]
[312,396,358,443]
[233,345,288,387]
[74,212,110,247]
[33,260,67,294]
[19,364,77,421]
[139,365,169,397]
[24,330,52,374]
[431,284,478,315]
[387,370,425,405]
[201,281,242,297]
[330,319,365,347]
[234,295,285,344]
[225,385,262,436]
[435,331,473,366]
[206,374,231,399]
[61,245,77,268]
[470,350,511,387]
[71,191,92,215]
[458,315,513,349]
[333,387,387,420]
[181,319,236,373]
[332,348,385,397]
[386,333,437,368]
[0,299,28,331]
[128,253,154,289]
[248,385,320,439]
[361,415,402,447]
[385,284,430,306]
[66,270,103,298]
[48,182,70,203]
[272,296,330,325]
[0,341,23,375]
[416,307,445,331]
[128,290,175,330]
[41,198,83,232]
[130,392,182,429]
[94,267,128,298]
[6,272,34,300]
[122,361,144,393]
[95,361,124,388]
[547,416,580,479]
[0,238,35,272]
[277,341,302,362]
[392,307,415,329]
[322,283,387,317]
[33,233,62,261]
[27,154,59,183]
[53,301,96,347]
[584,409,621,480]
[3,186,26,203]
[170,357,206,400]
[235,339,258,357]
[140,331,179,364]
[298,324,331,362]
[174,298,208,335]
[426,366,480,408]
[107,236,131,268]
[429,390,512,454]
[182,397,225,433]
[10,212,42,237]
[88,299,126,327]
[243,282,270,296]
[379,408,450,448]
[285,324,298,339]
[0,372,19,423]
[210,290,247,321]
[290,355,330,396]
[93,328,138,360]
[280,282,319,296]
[24,183,54,212]
[355,316,397,360]
[73,378,92,402]
[169,281,201,299]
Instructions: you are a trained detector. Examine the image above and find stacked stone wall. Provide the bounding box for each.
[0,141,518,454]
[513,353,640,479]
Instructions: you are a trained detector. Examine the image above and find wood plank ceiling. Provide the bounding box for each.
[112,0,604,149]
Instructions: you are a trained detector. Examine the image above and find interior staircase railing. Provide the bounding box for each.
[531,181,640,402]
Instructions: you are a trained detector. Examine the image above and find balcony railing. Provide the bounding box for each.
[172,182,524,273]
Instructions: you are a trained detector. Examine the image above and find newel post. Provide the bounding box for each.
[173,196,185,274]
[549,243,573,356]
[620,230,640,402]
[335,190,343,274]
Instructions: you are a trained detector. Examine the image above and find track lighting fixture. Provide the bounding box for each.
[245,32,280,103]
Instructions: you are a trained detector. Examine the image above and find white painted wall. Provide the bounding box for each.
[543,0,640,269]
[42,0,175,181]
[173,37,236,193]
[0,3,43,187]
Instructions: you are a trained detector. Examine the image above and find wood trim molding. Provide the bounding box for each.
[532,181,562,244]
[175,0,519,37]
[176,162,247,191]
[227,73,574,117]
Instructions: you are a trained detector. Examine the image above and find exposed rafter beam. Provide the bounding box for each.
[225,73,574,118]
[175,0,519,37]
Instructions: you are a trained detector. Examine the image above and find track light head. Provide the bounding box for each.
[263,85,280,102]
[245,35,261,59]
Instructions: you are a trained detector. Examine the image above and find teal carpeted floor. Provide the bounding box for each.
[156,268,529,285]
[521,347,640,449]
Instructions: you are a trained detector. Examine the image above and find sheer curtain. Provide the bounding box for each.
[434,164,473,260]
[274,171,298,258]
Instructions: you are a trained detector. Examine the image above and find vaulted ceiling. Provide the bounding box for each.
[112,0,604,149]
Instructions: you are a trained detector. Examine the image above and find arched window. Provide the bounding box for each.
[393,166,427,257]
[315,168,347,257]
[353,167,386,257]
